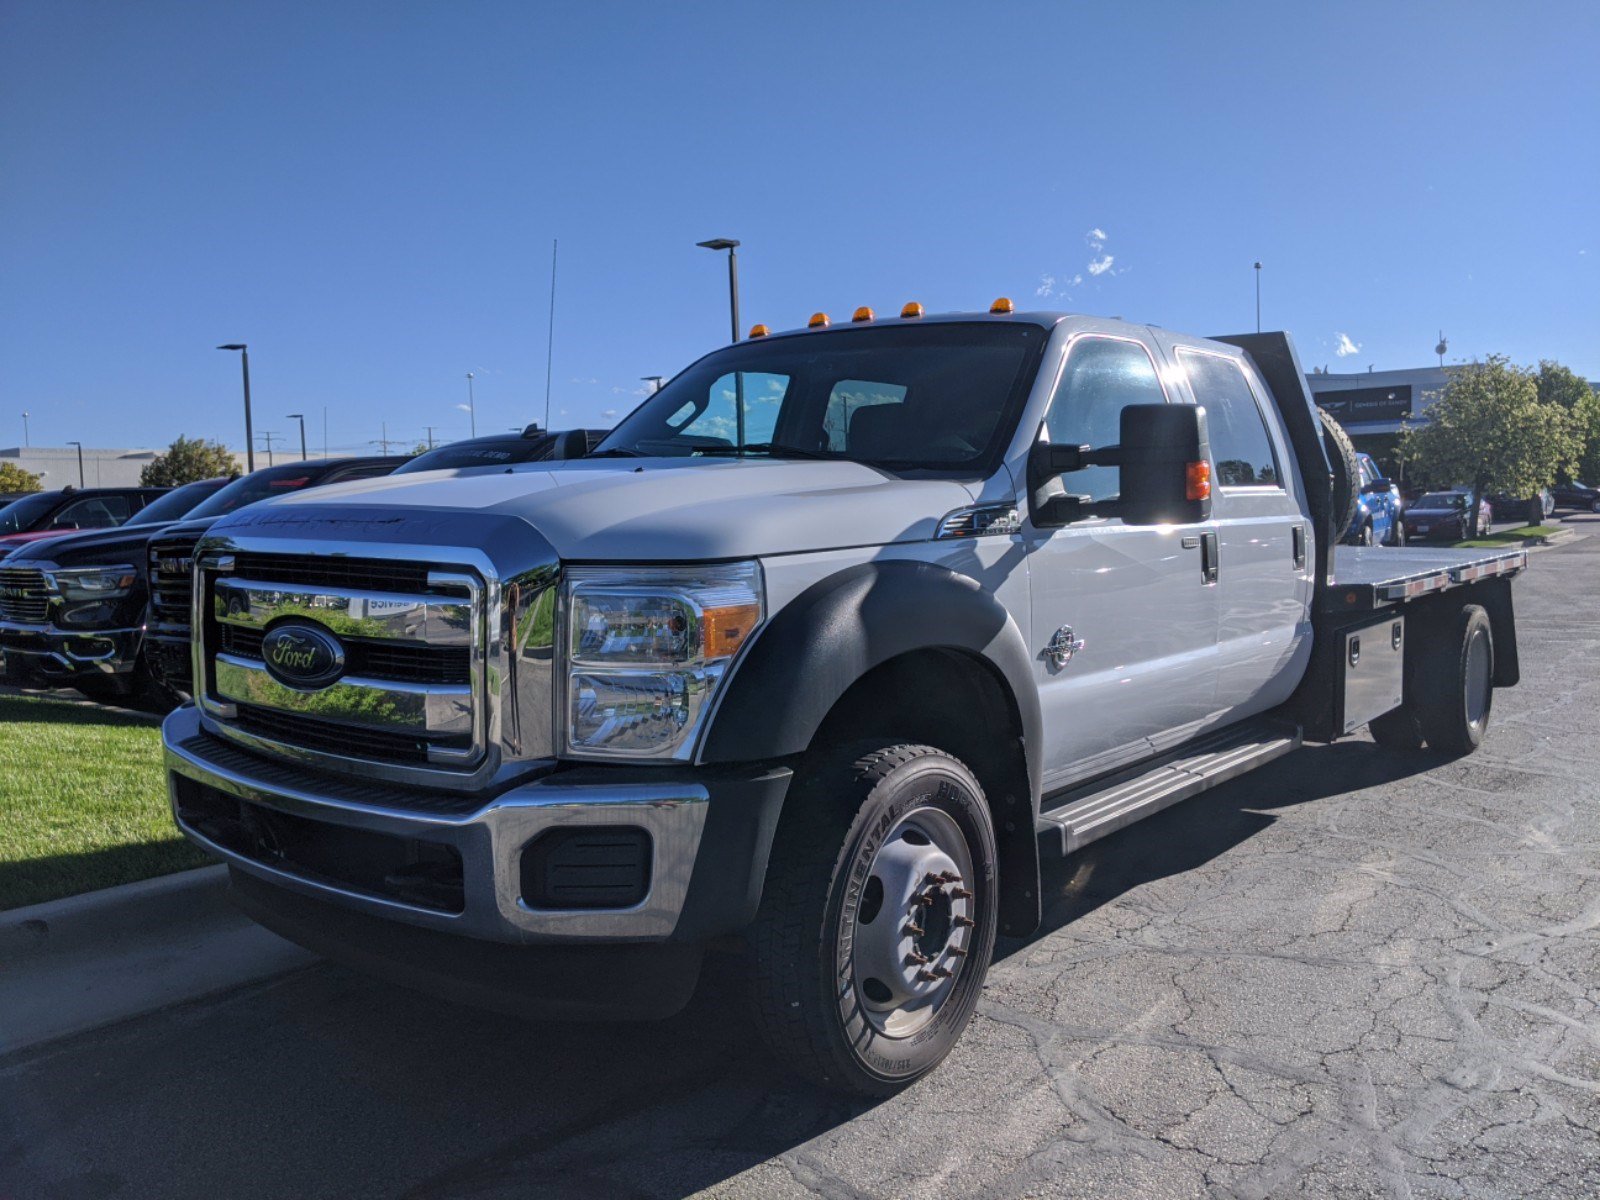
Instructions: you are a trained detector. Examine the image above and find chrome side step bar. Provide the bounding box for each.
[1036,720,1301,857]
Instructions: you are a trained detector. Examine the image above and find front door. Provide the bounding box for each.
[1024,333,1222,795]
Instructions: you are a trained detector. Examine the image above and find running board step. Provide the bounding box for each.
[1037,721,1301,856]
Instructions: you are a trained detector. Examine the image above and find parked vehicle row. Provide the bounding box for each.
[0,429,602,705]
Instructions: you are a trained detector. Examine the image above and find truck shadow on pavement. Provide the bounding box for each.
[0,742,1449,1200]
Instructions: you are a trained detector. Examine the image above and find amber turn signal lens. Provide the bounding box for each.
[702,603,762,658]
[900,302,924,318]
[1186,460,1212,502]
[990,297,1015,314]
[808,312,830,328]
[748,323,769,338]
[852,306,874,322]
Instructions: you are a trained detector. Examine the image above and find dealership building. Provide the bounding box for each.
[1304,365,1451,482]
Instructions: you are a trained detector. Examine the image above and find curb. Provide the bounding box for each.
[0,864,316,1056]
[0,682,165,725]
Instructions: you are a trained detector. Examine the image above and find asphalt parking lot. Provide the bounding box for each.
[4,519,1598,1200]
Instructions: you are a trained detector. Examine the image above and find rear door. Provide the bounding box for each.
[1167,343,1313,721]
[1023,332,1222,792]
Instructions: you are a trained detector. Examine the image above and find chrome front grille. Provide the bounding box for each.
[149,534,201,628]
[0,567,50,624]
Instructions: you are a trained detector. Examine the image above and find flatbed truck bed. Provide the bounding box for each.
[1323,544,1528,613]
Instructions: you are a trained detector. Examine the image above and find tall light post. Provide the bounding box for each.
[217,344,254,471]
[21,412,29,447]
[1253,262,1262,333]
[696,238,742,343]
[465,372,476,437]
[697,238,744,451]
[286,413,307,460]
[67,440,84,487]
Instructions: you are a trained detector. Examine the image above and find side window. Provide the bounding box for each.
[822,379,908,452]
[1043,337,1167,503]
[1178,350,1282,488]
[666,372,788,447]
[51,496,129,529]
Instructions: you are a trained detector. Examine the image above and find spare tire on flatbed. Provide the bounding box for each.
[1319,407,1362,543]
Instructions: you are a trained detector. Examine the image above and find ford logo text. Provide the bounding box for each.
[261,622,346,689]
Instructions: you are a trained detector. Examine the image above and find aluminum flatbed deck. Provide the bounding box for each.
[1322,544,1528,614]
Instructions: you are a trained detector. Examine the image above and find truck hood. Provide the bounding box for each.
[227,458,978,560]
[3,521,172,567]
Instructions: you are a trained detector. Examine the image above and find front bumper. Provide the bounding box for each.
[163,704,791,946]
[0,620,141,678]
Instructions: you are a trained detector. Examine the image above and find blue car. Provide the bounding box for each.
[1344,453,1404,546]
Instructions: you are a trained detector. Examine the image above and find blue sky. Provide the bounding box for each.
[2,1,1595,454]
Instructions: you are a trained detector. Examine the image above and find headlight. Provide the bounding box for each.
[48,565,137,601]
[563,561,764,759]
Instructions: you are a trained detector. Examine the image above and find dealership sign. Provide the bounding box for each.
[1317,385,1412,423]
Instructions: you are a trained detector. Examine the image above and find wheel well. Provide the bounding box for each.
[808,648,1040,936]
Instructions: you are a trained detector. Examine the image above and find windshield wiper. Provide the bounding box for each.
[587,447,646,459]
[694,443,841,461]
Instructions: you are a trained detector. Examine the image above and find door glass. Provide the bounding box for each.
[1044,338,1167,502]
[1178,351,1282,487]
[51,496,129,529]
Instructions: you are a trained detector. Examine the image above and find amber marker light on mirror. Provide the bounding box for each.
[808,312,830,328]
[900,302,925,318]
[852,306,875,322]
[1186,461,1212,502]
[990,297,1015,314]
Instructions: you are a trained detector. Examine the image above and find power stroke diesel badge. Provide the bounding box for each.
[261,622,346,689]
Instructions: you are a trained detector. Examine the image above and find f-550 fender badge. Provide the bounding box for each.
[1045,625,1085,669]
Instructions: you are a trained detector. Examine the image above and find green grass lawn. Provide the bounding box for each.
[1453,524,1563,548]
[0,695,209,910]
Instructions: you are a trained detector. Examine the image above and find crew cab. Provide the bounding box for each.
[144,456,413,694]
[0,477,229,700]
[162,307,1523,1095]
[0,486,168,553]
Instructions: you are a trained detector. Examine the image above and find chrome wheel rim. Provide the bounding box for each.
[1465,628,1491,729]
[849,806,975,1039]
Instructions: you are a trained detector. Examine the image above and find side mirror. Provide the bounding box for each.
[1028,403,1213,527]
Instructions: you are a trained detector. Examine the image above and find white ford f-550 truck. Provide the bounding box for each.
[163,306,1525,1095]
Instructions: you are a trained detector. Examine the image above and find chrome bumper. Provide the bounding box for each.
[162,705,709,944]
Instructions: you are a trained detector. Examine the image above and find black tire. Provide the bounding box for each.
[748,741,999,1096]
[1368,705,1423,751]
[1388,518,1406,547]
[1414,605,1494,757]
[72,675,131,705]
[1358,521,1375,547]
[1318,408,1362,543]
[1591,499,1600,514]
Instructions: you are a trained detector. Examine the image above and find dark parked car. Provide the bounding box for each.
[145,456,412,696]
[1487,488,1553,524]
[1551,480,1600,513]
[1402,491,1491,542]
[0,486,168,554]
[393,425,606,474]
[0,478,233,700]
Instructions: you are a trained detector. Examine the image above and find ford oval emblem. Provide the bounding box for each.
[261,622,346,689]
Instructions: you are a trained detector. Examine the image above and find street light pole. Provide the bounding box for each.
[67,440,84,487]
[20,412,29,447]
[217,344,254,471]
[1253,262,1262,334]
[696,238,742,343]
[466,372,476,437]
[641,376,666,394]
[286,413,307,460]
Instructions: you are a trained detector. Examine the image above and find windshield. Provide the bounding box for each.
[0,492,59,535]
[395,434,555,474]
[125,479,229,526]
[1418,493,1467,509]
[184,464,328,520]
[595,322,1045,474]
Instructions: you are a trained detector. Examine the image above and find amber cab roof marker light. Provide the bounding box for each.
[808,312,830,329]
[900,302,925,319]
[852,306,875,323]
[748,323,770,338]
[990,297,1015,314]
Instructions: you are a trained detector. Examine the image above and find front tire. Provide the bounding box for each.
[748,742,999,1096]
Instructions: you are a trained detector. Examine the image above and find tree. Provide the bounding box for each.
[1575,389,1600,486]
[140,436,242,487]
[1402,356,1580,535]
[1535,360,1595,411]
[0,461,44,493]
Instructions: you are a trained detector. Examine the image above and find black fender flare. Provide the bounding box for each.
[699,558,1043,800]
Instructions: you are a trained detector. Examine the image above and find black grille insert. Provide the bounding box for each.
[217,623,470,686]
[520,827,653,909]
[173,776,465,913]
[233,702,470,764]
[230,553,463,596]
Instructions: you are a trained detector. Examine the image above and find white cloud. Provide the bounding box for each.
[1087,227,1108,245]
[602,408,619,419]
[1087,255,1114,276]
[1334,333,1361,357]
[1035,274,1056,297]
[570,376,599,386]
[454,403,473,413]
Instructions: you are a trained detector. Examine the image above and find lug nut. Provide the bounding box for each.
[954,915,976,928]
[931,966,953,979]
[906,950,930,966]
[916,892,937,908]
[948,946,968,958]
[950,887,974,900]
[903,922,925,937]
[924,872,944,887]
[939,871,961,883]
[915,969,938,982]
